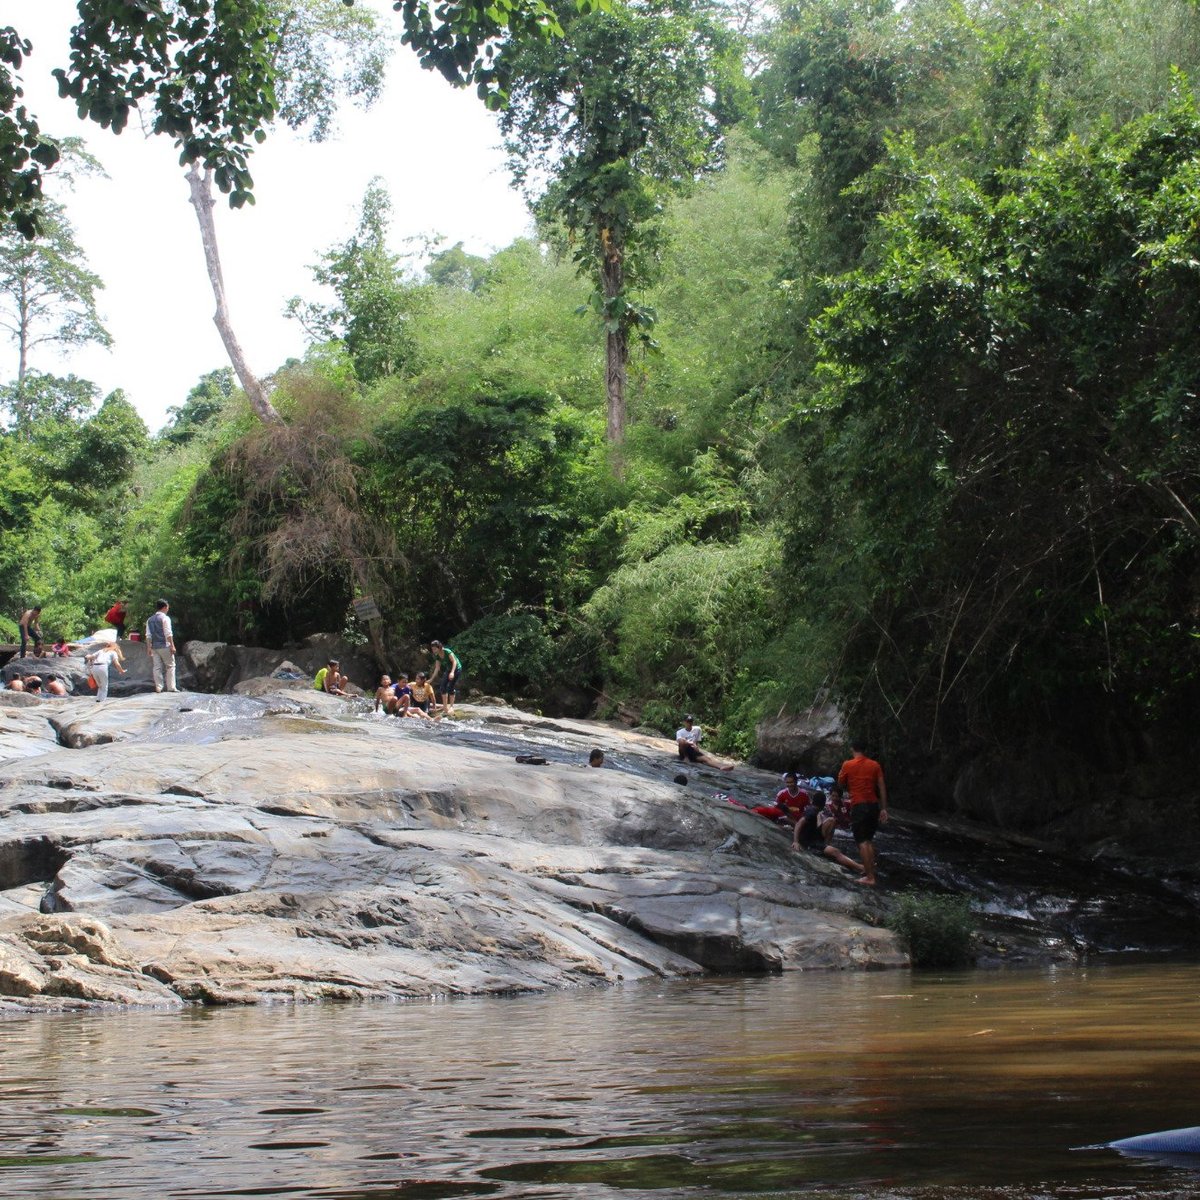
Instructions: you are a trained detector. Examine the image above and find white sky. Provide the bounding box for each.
[6,0,533,432]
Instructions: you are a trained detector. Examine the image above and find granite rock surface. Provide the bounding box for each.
[0,689,903,1010]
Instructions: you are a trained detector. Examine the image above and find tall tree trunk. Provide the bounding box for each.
[15,273,30,437]
[185,164,283,426]
[601,237,627,447]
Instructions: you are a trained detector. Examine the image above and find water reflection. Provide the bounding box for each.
[2,966,1198,1198]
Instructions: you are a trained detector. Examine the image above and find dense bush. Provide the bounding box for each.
[452,611,556,696]
[886,892,977,969]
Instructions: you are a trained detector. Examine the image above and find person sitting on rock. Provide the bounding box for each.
[390,673,413,714]
[674,715,734,772]
[392,674,435,719]
[775,772,810,824]
[792,792,866,874]
[826,786,852,832]
[374,674,394,712]
[314,659,346,696]
[409,672,436,713]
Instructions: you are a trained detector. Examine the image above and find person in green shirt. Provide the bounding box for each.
[429,640,462,717]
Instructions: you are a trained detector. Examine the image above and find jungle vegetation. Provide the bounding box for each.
[1,0,1198,827]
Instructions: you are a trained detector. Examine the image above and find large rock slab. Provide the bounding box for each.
[0,692,905,1010]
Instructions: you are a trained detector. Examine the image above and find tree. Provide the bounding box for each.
[789,95,1200,758]
[0,153,110,431]
[0,371,97,437]
[497,0,750,447]
[161,367,237,447]
[361,388,600,629]
[426,240,489,292]
[286,179,426,385]
[0,0,575,424]
[0,26,60,238]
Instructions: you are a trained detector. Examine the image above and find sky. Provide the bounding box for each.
[7,1,534,432]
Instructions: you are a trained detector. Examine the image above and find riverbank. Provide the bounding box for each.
[3,685,1196,1012]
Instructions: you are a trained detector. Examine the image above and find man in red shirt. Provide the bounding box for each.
[836,741,888,885]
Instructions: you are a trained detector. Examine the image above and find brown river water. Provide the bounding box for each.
[2,964,1199,1199]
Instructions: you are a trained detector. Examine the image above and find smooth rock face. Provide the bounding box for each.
[0,690,904,1010]
[755,703,847,773]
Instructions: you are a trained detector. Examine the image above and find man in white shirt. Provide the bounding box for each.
[145,599,178,693]
[674,715,734,772]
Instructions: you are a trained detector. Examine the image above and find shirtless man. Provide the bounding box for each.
[18,606,43,658]
[374,675,394,712]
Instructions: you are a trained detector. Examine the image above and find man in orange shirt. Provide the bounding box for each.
[836,741,888,886]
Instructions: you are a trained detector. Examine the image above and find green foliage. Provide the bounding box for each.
[0,26,60,238]
[583,529,779,747]
[362,388,606,631]
[452,611,556,694]
[792,94,1200,749]
[398,239,604,409]
[160,368,236,447]
[497,0,752,438]
[288,180,427,385]
[426,241,489,292]
[886,891,977,968]
[0,189,111,410]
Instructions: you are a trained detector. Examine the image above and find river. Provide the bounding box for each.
[2,964,1198,1199]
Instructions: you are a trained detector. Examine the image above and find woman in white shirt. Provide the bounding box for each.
[88,642,126,701]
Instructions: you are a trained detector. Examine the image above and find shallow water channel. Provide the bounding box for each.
[3,965,1199,1199]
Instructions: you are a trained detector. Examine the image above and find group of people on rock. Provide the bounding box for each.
[671,713,889,887]
[323,640,464,720]
[738,744,888,885]
[6,598,176,702]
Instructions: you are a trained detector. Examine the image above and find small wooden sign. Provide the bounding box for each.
[352,597,381,622]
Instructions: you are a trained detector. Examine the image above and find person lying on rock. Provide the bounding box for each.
[674,715,735,772]
[792,792,867,875]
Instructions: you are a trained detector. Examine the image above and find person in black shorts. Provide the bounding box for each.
[792,792,866,874]
[430,640,463,717]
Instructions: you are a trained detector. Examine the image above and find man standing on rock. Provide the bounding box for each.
[145,599,178,693]
[837,740,888,886]
[18,605,43,658]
